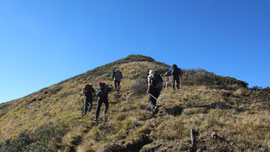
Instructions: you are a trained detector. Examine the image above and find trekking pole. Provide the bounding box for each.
[165,79,168,91]
[179,76,182,95]
[148,93,162,103]
[160,79,168,102]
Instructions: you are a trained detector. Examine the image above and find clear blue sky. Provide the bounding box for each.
[0,0,269,103]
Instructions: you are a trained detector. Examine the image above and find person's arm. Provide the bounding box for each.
[83,88,87,95]
[146,85,151,94]
[146,76,152,94]
[112,71,115,79]
[165,69,172,76]
[92,88,96,96]
[96,88,100,96]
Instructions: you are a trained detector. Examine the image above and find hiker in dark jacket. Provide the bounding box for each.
[82,84,95,116]
[147,70,163,116]
[94,81,112,121]
[112,69,123,92]
[165,64,182,90]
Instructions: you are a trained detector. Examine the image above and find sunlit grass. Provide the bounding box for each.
[1,55,270,151]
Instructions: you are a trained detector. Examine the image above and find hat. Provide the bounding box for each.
[98,81,105,86]
[149,70,155,75]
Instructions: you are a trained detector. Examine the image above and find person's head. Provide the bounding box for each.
[172,64,177,69]
[85,84,90,89]
[149,70,155,75]
[98,81,106,86]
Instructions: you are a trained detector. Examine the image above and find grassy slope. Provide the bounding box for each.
[0,55,270,152]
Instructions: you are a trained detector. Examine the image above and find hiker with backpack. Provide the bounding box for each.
[165,64,183,90]
[112,69,123,92]
[94,81,112,121]
[147,70,163,116]
[82,84,96,116]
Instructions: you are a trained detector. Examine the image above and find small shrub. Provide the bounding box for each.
[165,106,183,116]
[116,114,126,121]
[132,78,148,95]
[0,124,69,152]
[182,69,248,89]
[251,86,262,90]
[59,90,77,99]
[138,68,150,79]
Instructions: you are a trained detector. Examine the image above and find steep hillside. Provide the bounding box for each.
[0,55,270,152]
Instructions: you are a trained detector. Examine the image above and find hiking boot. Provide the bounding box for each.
[152,106,159,116]
[154,106,159,114]
[88,107,91,112]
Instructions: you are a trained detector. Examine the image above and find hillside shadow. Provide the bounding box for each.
[104,134,152,152]
[165,106,183,116]
[185,101,247,113]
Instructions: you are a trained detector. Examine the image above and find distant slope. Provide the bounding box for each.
[1,54,269,152]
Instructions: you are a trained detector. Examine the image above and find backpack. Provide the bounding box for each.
[84,85,93,97]
[97,85,111,98]
[172,68,182,77]
[114,70,123,81]
[150,74,163,90]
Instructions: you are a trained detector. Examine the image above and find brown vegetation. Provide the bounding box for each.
[1,55,270,152]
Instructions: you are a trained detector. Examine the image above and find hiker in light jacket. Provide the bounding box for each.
[147,70,163,116]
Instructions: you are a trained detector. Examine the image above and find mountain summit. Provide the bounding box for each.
[0,54,269,152]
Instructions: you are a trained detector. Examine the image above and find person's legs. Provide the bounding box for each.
[149,90,161,115]
[88,98,93,112]
[95,99,103,121]
[104,98,109,114]
[117,81,121,91]
[176,77,180,89]
[114,80,117,90]
[152,90,161,114]
[172,77,176,90]
[149,94,156,110]
[114,80,120,91]
[83,97,89,115]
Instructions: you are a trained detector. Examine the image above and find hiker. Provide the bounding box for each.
[82,84,95,116]
[147,70,163,116]
[112,69,123,92]
[165,64,182,90]
[94,81,112,121]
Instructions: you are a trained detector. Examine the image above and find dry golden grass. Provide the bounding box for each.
[1,55,270,151]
